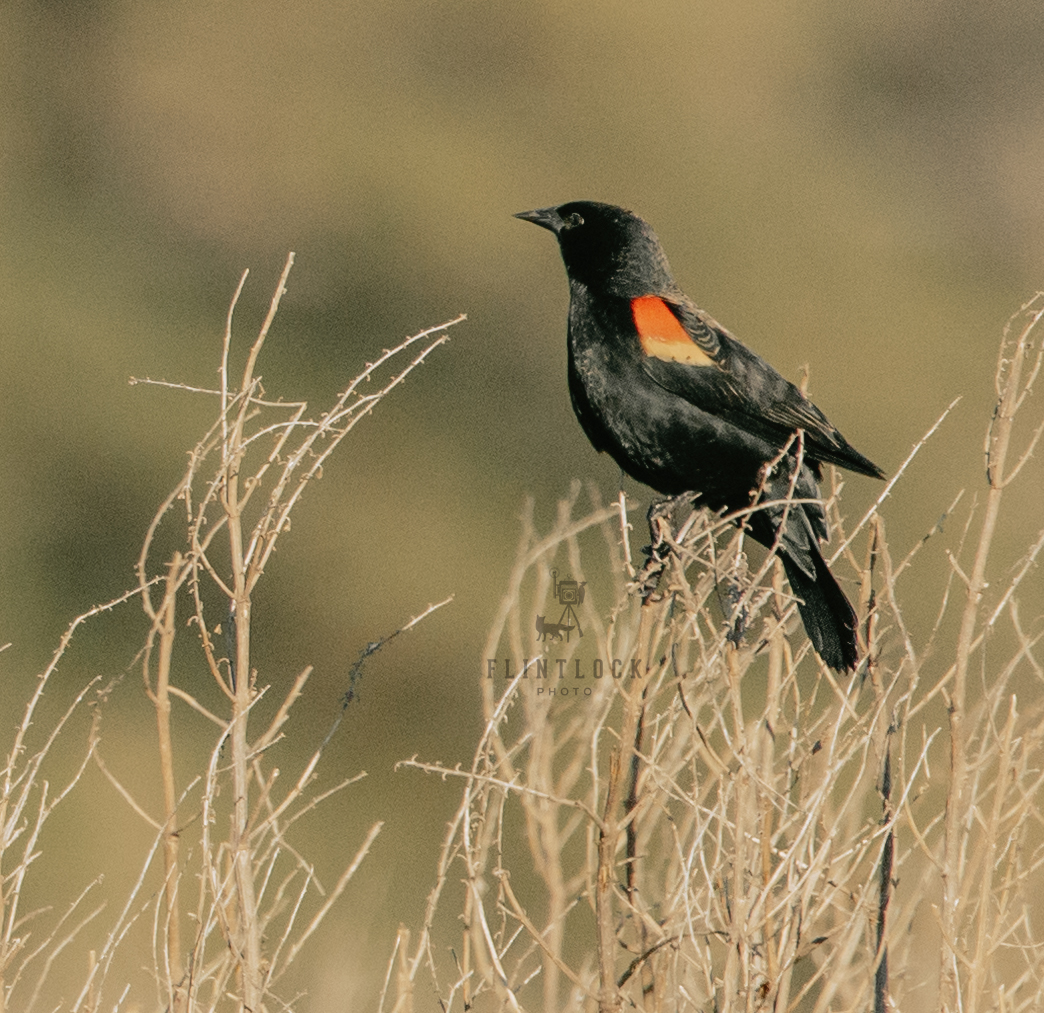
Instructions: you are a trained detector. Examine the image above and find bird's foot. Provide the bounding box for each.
[723,580,750,646]
[632,540,670,601]
[630,496,690,601]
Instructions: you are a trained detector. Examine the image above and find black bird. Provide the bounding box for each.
[515,200,885,671]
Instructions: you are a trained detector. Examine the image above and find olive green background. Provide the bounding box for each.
[1,0,1042,1007]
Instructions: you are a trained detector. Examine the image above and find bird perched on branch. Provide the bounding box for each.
[515,200,884,671]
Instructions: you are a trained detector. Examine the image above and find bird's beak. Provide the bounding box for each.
[514,206,564,233]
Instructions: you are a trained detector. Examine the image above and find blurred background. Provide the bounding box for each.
[1,0,1042,1007]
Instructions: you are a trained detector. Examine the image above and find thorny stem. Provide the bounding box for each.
[220,255,295,1011]
[940,295,1044,1011]
[758,563,785,1000]
[154,555,183,989]
[874,751,893,1013]
[596,605,653,1013]
[721,647,753,1013]
[624,684,650,1004]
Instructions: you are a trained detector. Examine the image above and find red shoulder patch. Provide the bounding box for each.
[631,296,715,367]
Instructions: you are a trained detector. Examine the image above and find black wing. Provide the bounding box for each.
[641,296,885,479]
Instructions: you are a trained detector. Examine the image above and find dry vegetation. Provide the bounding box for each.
[0,258,460,1012]
[0,276,1041,1013]
[390,295,1044,1013]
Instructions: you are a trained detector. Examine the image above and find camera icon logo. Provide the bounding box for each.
[535,569,586,643]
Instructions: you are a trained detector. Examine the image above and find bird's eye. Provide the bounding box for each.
[562,212,584,229]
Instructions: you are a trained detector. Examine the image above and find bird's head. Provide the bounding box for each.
[514,201,676,298]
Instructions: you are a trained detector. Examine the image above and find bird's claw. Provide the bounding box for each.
[630,499,683,601]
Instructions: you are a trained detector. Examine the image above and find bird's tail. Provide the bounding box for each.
[780,545,860,672]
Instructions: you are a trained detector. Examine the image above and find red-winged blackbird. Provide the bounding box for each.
[516,201,885,671]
